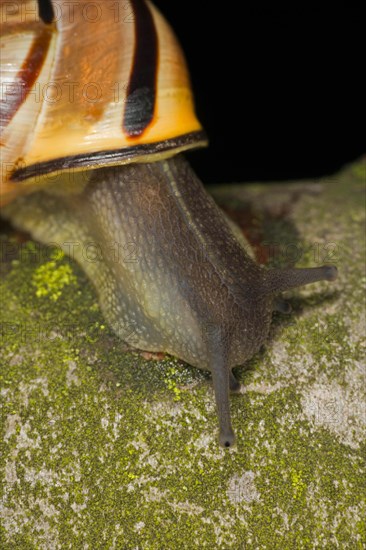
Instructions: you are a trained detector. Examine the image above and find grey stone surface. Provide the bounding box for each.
[1,158,365,548]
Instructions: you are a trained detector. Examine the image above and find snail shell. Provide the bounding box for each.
[0,0,206,204]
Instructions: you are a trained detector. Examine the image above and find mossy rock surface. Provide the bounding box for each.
[1,158,365,549]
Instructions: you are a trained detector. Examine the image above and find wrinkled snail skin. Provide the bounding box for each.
[0,1,338,447]
[2,155,338,447]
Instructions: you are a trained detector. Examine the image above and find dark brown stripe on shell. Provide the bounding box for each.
[37,0,55,24]
[123,0,158,137]
[0,26,52,134]
[11,131,208,181]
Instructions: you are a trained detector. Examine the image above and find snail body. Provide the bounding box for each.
[0,1,337,447]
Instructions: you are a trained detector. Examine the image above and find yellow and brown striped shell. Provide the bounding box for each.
[0,0,207,206]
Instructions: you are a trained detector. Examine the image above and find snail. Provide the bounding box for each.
[0,0,337,447]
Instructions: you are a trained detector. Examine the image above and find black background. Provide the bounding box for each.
[153,2,364,184]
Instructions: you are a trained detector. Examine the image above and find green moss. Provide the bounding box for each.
[351,161,365,180]
[290,468,307,499]
[31,250,77,301]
